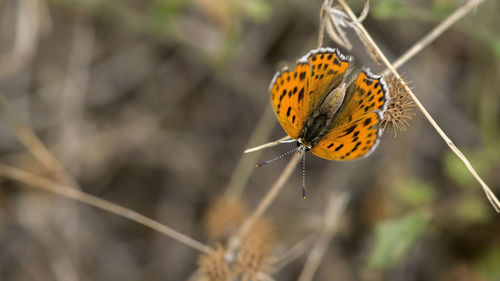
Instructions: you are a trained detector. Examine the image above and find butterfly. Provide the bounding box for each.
[269,47,389,161]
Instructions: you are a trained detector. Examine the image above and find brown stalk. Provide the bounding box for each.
[0,163,213,255]
[228,151,303,254]
[335,0,499,212]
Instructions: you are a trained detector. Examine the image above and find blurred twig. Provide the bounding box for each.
[382,0,487,76]
[227,150,302,255]
[335,0,500,212]
[0,163,213,255]
[226,106,276,198]
[270,235,315,274]
[0,0,42,78]
[0,96,79,188]
[298,192,350,281]
[57,18,94,175]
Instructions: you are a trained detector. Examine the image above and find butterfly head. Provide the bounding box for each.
[296,139,311,152]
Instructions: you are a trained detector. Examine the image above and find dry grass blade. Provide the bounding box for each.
[0,163,213,254]
[383,0,487,75]
[298,192,350,281]
[228,150,302,255]
[0,0,41,78]
[335,0,500,212]
[226,106,276,198]
[270,235,315,274]
[0,96,79,188]
[319,2,352,49]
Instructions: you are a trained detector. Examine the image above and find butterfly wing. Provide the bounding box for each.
[304,48,352,116]
[330,69,389,127]
[311,69,389,160]
[311,111,383,160]
[269,48,351,139]
[269,63,311,139]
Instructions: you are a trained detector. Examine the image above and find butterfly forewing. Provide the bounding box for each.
[270,48,352,140]
[270,63,311,139]
[304,48,351,117]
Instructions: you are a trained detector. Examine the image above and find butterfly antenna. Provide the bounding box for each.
[256,147,299,167]
[302,151,306,199]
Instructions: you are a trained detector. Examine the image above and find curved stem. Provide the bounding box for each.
[0,163,213,254]
[336,0,499,212]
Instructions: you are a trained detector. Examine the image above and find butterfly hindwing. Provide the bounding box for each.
[270,63,311,139]
[311,111,382,160]
[304,48,351,116]
[310,69,388,161]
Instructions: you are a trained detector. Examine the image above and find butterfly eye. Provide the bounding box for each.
[296,141,301,147]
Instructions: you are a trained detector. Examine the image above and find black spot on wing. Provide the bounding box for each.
[299,72,306,81]
[340,124,357,137]
[363,118,372,126]
[298,88,304,102]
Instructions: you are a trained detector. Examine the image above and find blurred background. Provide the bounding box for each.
[0,0,499,280]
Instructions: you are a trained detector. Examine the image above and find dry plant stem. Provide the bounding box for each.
[0,163,213,255]
[336,0,500,212]
[382,0,486,76]
[270,235,315,274]
[317,1,327,48]
[0,96,79,188]
[229,151,302,253]
[226,106,276,198]
[58,19,94,174]
[298,192,349,281]
[0,0,40,78]
[244,135,292,153]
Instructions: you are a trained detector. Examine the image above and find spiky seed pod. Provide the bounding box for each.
[381,74,415,136]
[234,219,275,281]
[199,245,232,281]
[205,197,248,241]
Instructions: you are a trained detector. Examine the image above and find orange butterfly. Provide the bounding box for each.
[270,47,389,161]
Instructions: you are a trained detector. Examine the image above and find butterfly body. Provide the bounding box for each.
[270,48,389,160]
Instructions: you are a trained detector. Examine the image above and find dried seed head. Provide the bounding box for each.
[234,219,275,281]
[205,197,248,241]
[381,74,415,136]
[199,245,232,281]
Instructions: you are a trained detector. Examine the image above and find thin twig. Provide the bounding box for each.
[228,150,303,253]
[0,96,79,188]
[57,18,94,176]
[336,0,500,212]
[0,0,40,78]
[270,235,316,273]
[244,135,292,154]
[226,106,276,198]
[0,163,213,254]
[298,192,350,281]
[317,1,327,48]
[382,0,487,76]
